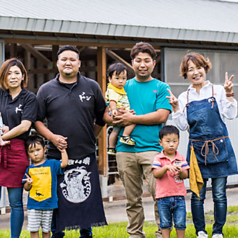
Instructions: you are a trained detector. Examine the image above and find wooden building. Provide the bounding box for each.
[1,0,238,195]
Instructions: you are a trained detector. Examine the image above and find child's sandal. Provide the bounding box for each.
[107,148,116,155]
[119,136,136,146]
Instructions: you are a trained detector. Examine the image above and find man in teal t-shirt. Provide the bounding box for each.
[111,42,171,238]
[116,77,171,153]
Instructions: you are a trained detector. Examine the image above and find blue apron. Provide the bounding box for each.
[186,86,238,178]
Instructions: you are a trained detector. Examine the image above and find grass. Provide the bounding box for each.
[0,206,238,237]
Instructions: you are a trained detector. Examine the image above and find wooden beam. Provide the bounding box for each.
[106,49,134,73]
[97,47,107,176]
[20,44,52,68]
[5,38,135,49]
[77,46,87,52]
[80,66,97,72]
[33,57,37,90]
[156,54,161,64]
[97,47,107,102]
[27,66,97,75]
[28,68,58,74]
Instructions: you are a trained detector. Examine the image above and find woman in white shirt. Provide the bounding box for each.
[167,52,238,238]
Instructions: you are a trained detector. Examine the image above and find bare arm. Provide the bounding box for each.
[94,124,103,139]
[2,120,32,141]
[177,168,188,180]
[114,108,170,127]
[24,182,32,191]
[34,121,67,150]
[103,107,113,125]
[109,100,117,115]
[34,121,55,141]
[166,89,180,113]
[60,149,69,168]
[153,166,169,179]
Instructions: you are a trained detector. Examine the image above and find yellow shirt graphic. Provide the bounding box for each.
[29,167,52,202]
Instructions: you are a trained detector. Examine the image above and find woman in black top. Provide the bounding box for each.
[0,58,37,238]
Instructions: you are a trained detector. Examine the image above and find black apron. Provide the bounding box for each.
[56,153,107,231]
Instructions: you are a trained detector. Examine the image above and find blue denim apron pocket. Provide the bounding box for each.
[192,138,228,164]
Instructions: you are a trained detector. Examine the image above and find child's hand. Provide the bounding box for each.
[52,135,67,151]
[112,109,118,116]
[0,139,10,146]
[174,166,182,174]
[167,165,179,175]
[55,136,68,152]
[22,173,33,185]
[2,125,9,135]
[59,148,67,153]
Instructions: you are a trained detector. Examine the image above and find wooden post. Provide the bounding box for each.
[24,50,31,70]
[97,47,107,176]
[24,49,32,91]
[52,45,59,70]
[10,43,17,58]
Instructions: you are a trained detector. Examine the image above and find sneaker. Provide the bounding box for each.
[197,231,208,238]
[212,234,223,238]
[119,136,136,146]
[107,148,116,155]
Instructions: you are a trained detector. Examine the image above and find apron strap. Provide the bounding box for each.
[211,85,215,109]
[184,89,190,112]
[189,136,228,165]
[186,85,215,109]
[186,89,190,103]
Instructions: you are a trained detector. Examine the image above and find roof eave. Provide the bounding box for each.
[1,16,238,44]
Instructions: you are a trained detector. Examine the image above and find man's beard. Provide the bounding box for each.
[64,72,72,76]
[137,73,151,81]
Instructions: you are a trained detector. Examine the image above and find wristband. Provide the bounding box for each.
[226,92,234,97]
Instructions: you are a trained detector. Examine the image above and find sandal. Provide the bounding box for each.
[107,148,116,155]
[119,136,136,146]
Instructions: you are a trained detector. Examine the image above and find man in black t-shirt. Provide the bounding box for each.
[35,45,107,238]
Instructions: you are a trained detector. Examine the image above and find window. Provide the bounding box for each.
[164,48,238,97]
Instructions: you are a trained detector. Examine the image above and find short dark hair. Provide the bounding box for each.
[159,125,180,139]
[25,135,45,152]
[57,45,80,58]
[130,42,157,60]
[107,63,127,78]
